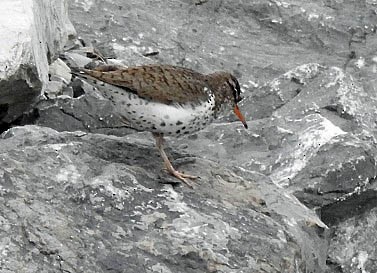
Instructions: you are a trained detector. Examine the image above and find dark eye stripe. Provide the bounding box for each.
[226,80,237,101]
[227,78,242,103]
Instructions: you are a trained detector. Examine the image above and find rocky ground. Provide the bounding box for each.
[1,0,377,272]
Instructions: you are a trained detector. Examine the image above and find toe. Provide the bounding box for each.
[180,173,198,179]
[172,171,194,188]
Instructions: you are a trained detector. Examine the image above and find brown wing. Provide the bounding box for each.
[82,64,210,104]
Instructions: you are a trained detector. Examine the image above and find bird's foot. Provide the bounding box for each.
[165,168,197,188]
[153,133,197,188]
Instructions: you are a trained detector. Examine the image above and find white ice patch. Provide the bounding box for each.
[270,114,346,186]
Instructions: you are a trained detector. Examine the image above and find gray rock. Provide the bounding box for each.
[2,0,377,272]
[0,125,327,273]
[327,202,377,273]
[56,0,377,271]
[0,0,75,126]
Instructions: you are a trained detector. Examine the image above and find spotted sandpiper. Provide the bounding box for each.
[73,64,248,187]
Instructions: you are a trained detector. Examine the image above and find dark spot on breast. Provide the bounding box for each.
[176,121,183,125]
[176,130,181,134]
[152,125,157,130]
[160,122,166,126]
[127,103,131,107]
[142,119,147,122]
[139,115,144,119]
[181,126,186,130]
[184,131,190,135]
[132,110,136,113]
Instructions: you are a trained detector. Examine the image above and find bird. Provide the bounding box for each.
[72,64,248,187]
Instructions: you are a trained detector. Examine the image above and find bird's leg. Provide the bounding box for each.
[152,133,197,187]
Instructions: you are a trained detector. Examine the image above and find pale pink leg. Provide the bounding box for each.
[153,133,197,188]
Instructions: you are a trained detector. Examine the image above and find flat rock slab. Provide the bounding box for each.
[0,125,327,273]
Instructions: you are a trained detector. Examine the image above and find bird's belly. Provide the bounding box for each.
[100,85,216,137]
[123,98,215,136]
[82,76,215,136]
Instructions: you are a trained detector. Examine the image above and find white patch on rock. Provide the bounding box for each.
[355,57,365,68]
[0,0,75,124]
[156,186,241,266]
[89,165,153,200]
[151,263,173,273]
[75,0,94,12]
[276,126,293,134]
[283,63,323,84]
[49,58,72,83]
[308,13,320,21]
[270,114,346,186]
[56,164,81,184]
[325,67,345,88]
[336,73,365,117]
[351,251,368,273]
[47,143,71,151]
[0,0,33,78]
[112,42,126,52]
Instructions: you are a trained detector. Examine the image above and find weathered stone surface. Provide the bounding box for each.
[0,0,75,126]
[177,64,377,208]
[327,203,377,273]
[0,125,327,273]
[34,90,135,136]
[1,0,377,272]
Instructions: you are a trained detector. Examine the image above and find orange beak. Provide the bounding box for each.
[233,105,248,129]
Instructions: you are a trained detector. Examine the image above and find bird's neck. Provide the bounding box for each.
[205,75,228,114]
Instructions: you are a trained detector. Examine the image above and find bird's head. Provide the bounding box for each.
[206,72,248,129]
